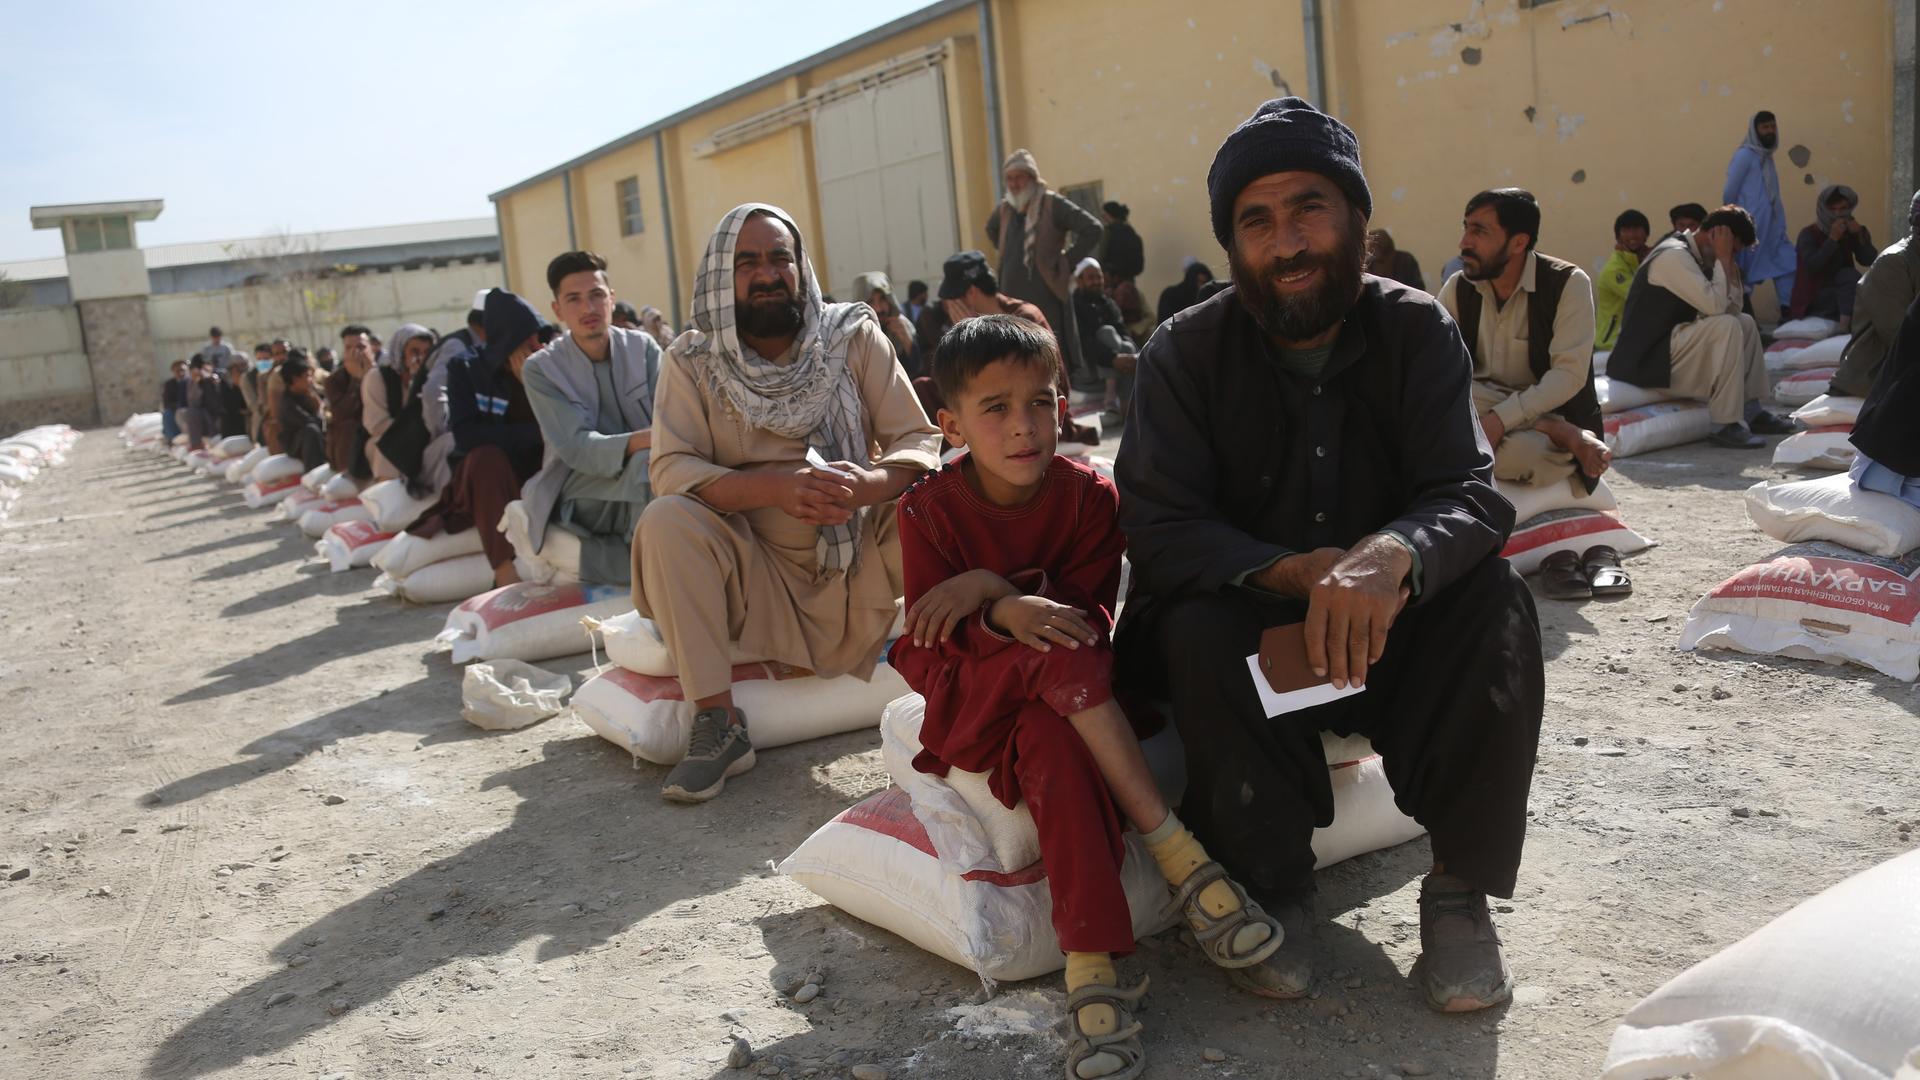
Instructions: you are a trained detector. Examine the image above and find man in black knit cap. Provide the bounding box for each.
[1114,97,1544,1012]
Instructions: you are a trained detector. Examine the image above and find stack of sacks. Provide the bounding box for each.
[1678,475,1920,679]
[1601,848,1920,1080]
[1774,367,1839,408]
[320,471,359,501]
[499,501,583,586]
[298,497,371,538]
[315,519,395,572]
[1497,475,1654,575]
[299,463,334,494]
[0,425,78,524]
[121,413,164,450]
[223,445,269,484]
[208,434,252,461]
[359,478,436,533]
[1774,394,1864,472]
[1597,376,1714,458]
[778,695,1425,983]
[242,454,307,508]
[371,528,492,603]
[434,582,633,664]
[572,610,908,766]
[1766,333,1849,373]
[1771,315,1842,342]
[273,485,327,522]
[184,447,219,475]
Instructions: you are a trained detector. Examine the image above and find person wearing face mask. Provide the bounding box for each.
[518,250,661,587]
[1722,110,1796,308]
[986,148,1105,391]
[1831,192,1920,398]
[406,289,548,588]
[632,204,941,803]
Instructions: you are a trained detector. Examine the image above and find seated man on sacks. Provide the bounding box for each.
[1436,187,1610,489]
[633,203,941,803]
[520,250,661,587]
[1113,97,1546,1011]
[1848,294,1920,505]
[409,289,548,587]
[323,324,375,483]
[1831,192,1920,399]
[276,358,329,471]
[1607,205,1797,450]
[891,314,1282,1080]
[361,323,441,487]
[1789,184,1877,332]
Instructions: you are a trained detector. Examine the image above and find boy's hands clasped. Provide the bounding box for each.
[903,570,1100,653]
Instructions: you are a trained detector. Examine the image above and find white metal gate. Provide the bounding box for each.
[811,66,958,302]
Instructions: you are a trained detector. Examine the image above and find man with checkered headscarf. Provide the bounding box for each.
[633,204,941,803]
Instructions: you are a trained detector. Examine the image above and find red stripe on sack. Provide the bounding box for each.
[258,475,301,495]
[333,519,394,547]
[836,786,939,859]
[316,498,362,512]
[1501,511,1626,556]
[460,583,591,628]
[600,658,819,704]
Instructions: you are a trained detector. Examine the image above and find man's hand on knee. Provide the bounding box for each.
[1301,535,1413,690]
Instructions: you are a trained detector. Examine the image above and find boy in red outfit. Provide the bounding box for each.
[889,315,1283,1080]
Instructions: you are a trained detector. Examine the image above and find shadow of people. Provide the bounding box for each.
[1612,447,1776,493]
[218,564,384,618]
[720,835,1500,1080]
[144,734,838,1079]
[165,598,445,704]
[148,526,286,563]
[1534,589,1601,661]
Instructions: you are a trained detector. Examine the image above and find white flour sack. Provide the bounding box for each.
[372,528,486,579]
[316,520,395,572]
[360,478,436,532]
[1774,367,1838,407]
[1503,509,1653,576]
[225,445,268,483]
[375,553,494,604]
[1771,315,1841,341]
[252,453,304,486]
[320,472,359,500]
[1602,848,1920,1080]
[273,487,326,522]
[298,498,371,538]
[1744,474,1920,557]
[498,500,583,586]
[1606,401,1714,458]
[1596,376,1680,415]
[300,462,334,492]
[243,473,305,508]
[1680,542,1920,680]
[1791,394,1864,428]
[1499,474,1617,524]
[1772,426,1857,472]
[1767,333,1849,372]
[434,582,632,664]
[778,785,1175,984]
[211,435,253,460]
[571,655,909,765]
[593,610,762,677]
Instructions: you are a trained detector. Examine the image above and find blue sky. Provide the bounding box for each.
[0,0,931,262]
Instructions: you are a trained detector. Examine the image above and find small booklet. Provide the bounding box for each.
[1245,622,1365,718]
[805,446,855,480]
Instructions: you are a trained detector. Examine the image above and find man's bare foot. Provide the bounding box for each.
[1536,415,1612,479]
[492,560,521,588]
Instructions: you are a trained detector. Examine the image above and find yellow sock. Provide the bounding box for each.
[1143,812,1271,956]
[1065,952,1126,1079]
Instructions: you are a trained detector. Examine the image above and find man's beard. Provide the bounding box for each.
[1759,132,1778,150]
[1463,247,1511,282]
[1005,185,1037,213]
[1230,217,1365,343]
[736,284,805,338]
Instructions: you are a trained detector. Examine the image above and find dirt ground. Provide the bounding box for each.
[1,429,1915,1080]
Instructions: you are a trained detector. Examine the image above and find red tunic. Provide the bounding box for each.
[889,455,1126,806]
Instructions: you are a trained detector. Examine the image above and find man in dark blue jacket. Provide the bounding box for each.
[411,289,546,587]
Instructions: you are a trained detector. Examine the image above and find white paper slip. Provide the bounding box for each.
[1245,652,1365,718]
[805,446,854,479]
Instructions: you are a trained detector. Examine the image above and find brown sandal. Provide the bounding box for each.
[1537,549,1592,601]
[1582,545,1633,597]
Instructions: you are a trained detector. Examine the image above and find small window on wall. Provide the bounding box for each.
[617,177,644,236]
[1059,181,1105,221]
[67,215,133,253]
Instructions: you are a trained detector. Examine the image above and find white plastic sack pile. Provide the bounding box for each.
[1792,394,1864,428]
[1596,376,1683,415]
[1773,427,1857,472]
[435,582,632,664]
[372,527,492,604]
[122,413,164,448]
[225,445,269,484]
[273,487,327,521]
[498,500,584,586]
[360,478,436,533]
[210,435,253,460]
[1771,315,1841,341]
[461,659,573,731]
[1774,367,1837,407]
[572,649,908,765]
[1498,477,1654,576]
[243,472,306,509]
[593,610,760,677]
[321,472,359,500]
[300,462,334,493]
[1606,401,1715,458]
[1680,541,1920,680]
[1767,333,1850,372]
[1602,848,1920,1080]
[298,498,371,538]
[1745,474,1920,558]
[316,519,396,572]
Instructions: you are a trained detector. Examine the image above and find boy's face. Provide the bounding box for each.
[288,372,310,394]
[938,355,1063,503]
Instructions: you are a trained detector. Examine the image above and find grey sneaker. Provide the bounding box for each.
[1414,873,1512,1012]
[661,708,755,803]
[1227,893,1316,999]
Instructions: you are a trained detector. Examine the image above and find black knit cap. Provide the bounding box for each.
[1207,96,1372,249]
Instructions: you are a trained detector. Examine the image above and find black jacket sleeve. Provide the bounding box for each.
[448,360,543,458]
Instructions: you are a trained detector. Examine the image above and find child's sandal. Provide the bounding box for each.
[1164,860,1286,970]
[1064,976,1149,1080]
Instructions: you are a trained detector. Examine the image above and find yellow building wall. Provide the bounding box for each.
[575,137,677,321]
[992,1,1314,287]
[1325,0,1896,285]
[500,177,569,298]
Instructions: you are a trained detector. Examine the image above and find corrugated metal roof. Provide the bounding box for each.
[0,216,498,283]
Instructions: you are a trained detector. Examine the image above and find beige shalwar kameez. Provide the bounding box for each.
[632,319,941,701]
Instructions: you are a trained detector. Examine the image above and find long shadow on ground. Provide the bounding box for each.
[144,732,858,1079]
[165,596,444,704]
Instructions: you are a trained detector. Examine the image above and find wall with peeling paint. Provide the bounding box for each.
[1327,0,1897,289]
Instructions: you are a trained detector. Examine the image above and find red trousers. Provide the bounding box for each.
[409,445,527,570]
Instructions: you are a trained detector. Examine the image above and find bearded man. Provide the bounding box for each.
[985,148,1104,389]
[1113,98,1545,1012]
[632,204,941,804]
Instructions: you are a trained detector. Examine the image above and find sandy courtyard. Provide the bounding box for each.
[1,430,1914,1079]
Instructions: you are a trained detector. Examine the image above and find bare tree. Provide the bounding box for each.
[236,229,351,346]
[0,270,29,310]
